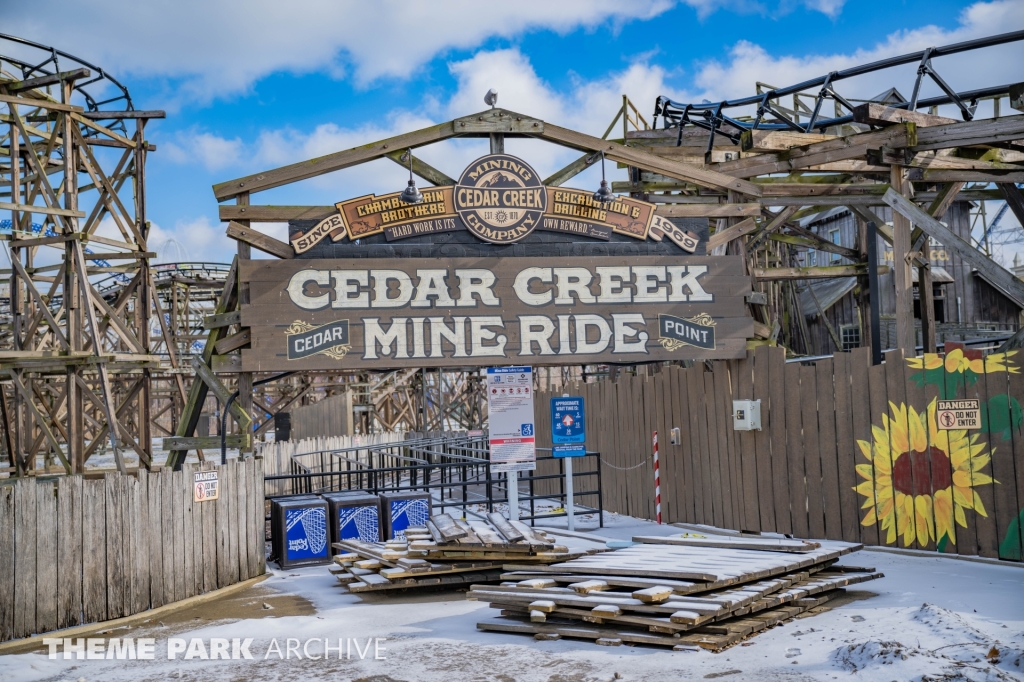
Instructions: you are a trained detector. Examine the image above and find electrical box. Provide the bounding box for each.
[670,427,681,445]
[733,400,762,431]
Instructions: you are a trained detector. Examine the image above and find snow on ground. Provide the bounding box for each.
[2,510,1023,682]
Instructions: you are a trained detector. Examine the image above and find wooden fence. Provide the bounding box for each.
[534,345,1024,561]
[0,457,265,642]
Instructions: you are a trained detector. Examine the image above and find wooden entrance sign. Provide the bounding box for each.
[239,255,751,372]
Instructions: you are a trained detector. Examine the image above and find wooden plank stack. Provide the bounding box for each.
[330,512,596,592]
[473,534,882,651]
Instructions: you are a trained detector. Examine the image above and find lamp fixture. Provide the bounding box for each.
[592,150,613,203]
[399,149,423,204]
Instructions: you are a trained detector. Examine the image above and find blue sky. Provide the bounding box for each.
[5,0,1024,264]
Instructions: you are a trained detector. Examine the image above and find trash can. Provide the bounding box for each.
[378,491,432,540]
[322,490,381,548]
[272,496,331,568]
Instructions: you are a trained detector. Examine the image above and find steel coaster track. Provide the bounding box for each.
[654,29,1024,150]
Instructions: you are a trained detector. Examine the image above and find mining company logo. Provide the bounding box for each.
[454,153,547,244]
[658,313,717,351]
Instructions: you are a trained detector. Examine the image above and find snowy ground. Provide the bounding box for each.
[3,510,1024,682]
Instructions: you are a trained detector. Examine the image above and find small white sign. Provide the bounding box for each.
[936,399,981,430]
[486,367,536,472]
[194,471,219,502]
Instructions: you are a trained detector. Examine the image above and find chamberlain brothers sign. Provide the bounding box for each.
[239,153,752,372]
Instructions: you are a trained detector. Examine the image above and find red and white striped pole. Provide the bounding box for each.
[652,431,662,524]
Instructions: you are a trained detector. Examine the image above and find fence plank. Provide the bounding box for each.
[161,469,175,605]
[947,350,977,555]
[673,367,697,525]
[800,364,825,540]
[784,363,808,538]
[121,473,134,616]
[685,367,708,525]
[181,464,196,599]
[82,478,106,625]
[172,468,185,601]
[148,469,164,609]
[227,460,241,585]
[815,358,843,541]
[752,347,775,531]
[736,354,760,531]
[716,360,741,524]
[237,458,250,581]
[203,462,218,592]
[969,352,999,558]
[1008,360,1024,560]
[56,475,83,629]
[868,359,891,546]
[768,348,792,534]
[13,479,37,638]
[251,458,264,577]
[884,349,918,550]
[850,348,878,545]
[105,473,125,620]
[133,471,150,615]
[903,354,935,551]
[833,353,861,543]
[35,481,57,633]
[217,462,231,587]
[985,364,1020,561]
[0,483,15,640]
[191,467,204,596]
[919,354,954,554]
[703,371,726,527]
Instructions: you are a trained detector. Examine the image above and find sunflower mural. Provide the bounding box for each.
[854,350,1022,554]
[856,398,993,547]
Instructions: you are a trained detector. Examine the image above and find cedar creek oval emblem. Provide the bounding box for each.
[454,153,547,244]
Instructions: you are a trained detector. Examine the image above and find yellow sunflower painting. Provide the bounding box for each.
[855,397,995,547]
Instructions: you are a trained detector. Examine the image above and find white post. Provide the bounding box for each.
[564,456,575,531]
[507,471,519,521]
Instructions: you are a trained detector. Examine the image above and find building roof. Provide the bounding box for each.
[798,277,857,318]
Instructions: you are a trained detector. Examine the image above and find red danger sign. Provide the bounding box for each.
[936,399,980,430]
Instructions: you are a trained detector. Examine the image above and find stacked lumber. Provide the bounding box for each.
[473,535,882,651]
[331,512,595,592]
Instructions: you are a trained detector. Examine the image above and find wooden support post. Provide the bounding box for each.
[919,264,937,354]
[890,165,917,355]
[865,220,884,365]
[236,192,253,455]
[135,118,154,467]
[855,215,874,362]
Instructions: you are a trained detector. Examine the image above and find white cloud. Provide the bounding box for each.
[163,130,244,171]
[2,0,676,100]
[2,0,858,103]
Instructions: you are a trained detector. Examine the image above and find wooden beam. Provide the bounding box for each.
[656,204,760,218]
[706,217,757,251]
[219,205,335,222]
[908,169,1024,183]
[190,356,251,428]
[740,129,836,152]
[79,110,166,120]
[537,121,762,196]
[213,329,251,355]
[213,119,458,200]
[0,201,84,218]
[770,229,860,261]
[747,206,799,250]
[204,310,241,329]
[714,124,916,178]
[883,188,1024,308]
[544,151,601,187]
[852,103,958,127]
[225,221,294,259]
[3,69,90,92]
[912,114,1024,152]
[754,264,886,280]
[162,435,250,451]
[998,183,1024,227]
[384,150,456,186]
[0,93,83,113]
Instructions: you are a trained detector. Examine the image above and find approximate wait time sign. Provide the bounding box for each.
[486,367,536,472]
[936,399,981,430]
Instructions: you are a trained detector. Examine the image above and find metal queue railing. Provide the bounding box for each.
[265,433,605,527]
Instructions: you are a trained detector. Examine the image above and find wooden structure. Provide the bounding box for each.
[474,537,880,651]
[533,344,1024,561]
[0,457,265,642]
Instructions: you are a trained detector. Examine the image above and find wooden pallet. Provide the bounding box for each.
[477,589,845,651]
